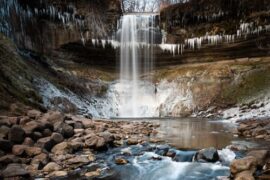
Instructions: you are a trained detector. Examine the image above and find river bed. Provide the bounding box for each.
[82,117,263,180]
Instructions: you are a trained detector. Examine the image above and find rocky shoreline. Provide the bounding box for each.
[237,118,270,140]
[0,110,270,179]
[230,118,270,180]
[0,110,160,179]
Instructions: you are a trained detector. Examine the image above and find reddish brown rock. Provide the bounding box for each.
[235,170,254,180]
[36,137,55,151]
[51,133,64,144]
[127,138,139,145]
[25,147,42,157]
[247,150,269,167]
[43,162,62,172]
[31,153,49,168]
[230,156,257,175]
[115,157,128,165]
[12,145,28,156]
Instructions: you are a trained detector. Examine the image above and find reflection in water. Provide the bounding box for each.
[112,117,260,150]
[154,118,236,149]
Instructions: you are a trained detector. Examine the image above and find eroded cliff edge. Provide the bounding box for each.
[0,0,269,118]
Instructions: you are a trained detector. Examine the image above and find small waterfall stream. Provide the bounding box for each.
[118,14,156,117]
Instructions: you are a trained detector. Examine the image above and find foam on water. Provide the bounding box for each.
[120,152,230,180]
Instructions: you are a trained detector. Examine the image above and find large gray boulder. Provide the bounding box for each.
[194,147,220,163]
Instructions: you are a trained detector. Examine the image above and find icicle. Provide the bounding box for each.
[101,40,106,48]
[92,39,96,47]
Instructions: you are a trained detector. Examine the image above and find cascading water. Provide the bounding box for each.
[118,14,156,118]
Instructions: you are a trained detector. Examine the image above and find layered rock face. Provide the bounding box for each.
[160,0,270,41]
[0,0,269,117]
[153,57,270,117]
[0,0,121,53]
[157,0,270,65]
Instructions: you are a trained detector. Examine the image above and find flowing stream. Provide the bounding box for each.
[74,118,265,180]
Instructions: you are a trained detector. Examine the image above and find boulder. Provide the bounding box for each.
[51,142,72,155]
[31,153,49,168]
[19,117,32,125]
[26,163,41,173]
[23,137,34,146]
[230,156,257,175]
[8,125,25,144]
[247,150,269,167]
[166,149,176,158]
[69,141,83,152]
[22,121,43,135]
[49,171,68,177]
[0,126,10,139]
[25,147,42,157]
[235,170,255,180]
[155,145,170,156]
[0,139,13,152]
[87,154,96,162]
[57,123,74,138]
[85,170,100,177]
[85,136,98,148]
[115,157,128,165]
[12,145,28,156]
[42,128,53,137]
[85,135,107,150]
[51,132,64,144]
[99,131,115,145]
[0,117,11,127]
[36,137,55,151]
[40,111,64,125]
[8,116,20,125]
[31,131,43,141]
[252,127,268,137]
[0,155,21,164]
[113,140,124,146]
[114,140,124,146]
[195,147,220,163]
[96,137,107,150]
[79,119,94,128]
[127,138,139,145]
[43,162,62,172]
[66,155,89,165]
[27,110,42,119]
[1,163,29,178]
[74,129,85,135]
[227,144,248,151]
[74,121,84,129]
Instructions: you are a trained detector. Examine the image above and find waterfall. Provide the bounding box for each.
[118,14,156,117]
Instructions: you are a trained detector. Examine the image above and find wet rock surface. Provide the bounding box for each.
[236,119,270,140]
[230,118,270,179]
[195,147,220,163]
[0,109,161,179]
[1,109,270,179]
